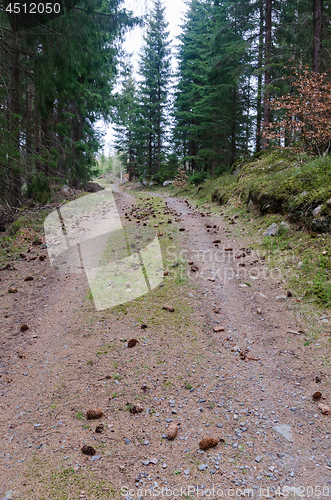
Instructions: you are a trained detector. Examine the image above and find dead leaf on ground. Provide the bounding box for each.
[24,276,34,281]
[318,403,331,415]
[167,424,178,440]
[20,324,29,332]
[162,305,174,312]
[81,445,96,456]
[239,349,259,361]
[127,339,139,348]
[213,326,225,332]
[130,404,143,414]
[1,263,11,270]
[86,409,103,420]
[199,437,219,450]
[239,348,248,360]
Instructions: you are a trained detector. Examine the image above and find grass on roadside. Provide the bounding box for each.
[24,460,115,500]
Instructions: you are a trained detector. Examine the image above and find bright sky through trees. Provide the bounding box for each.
[101,0,188,152]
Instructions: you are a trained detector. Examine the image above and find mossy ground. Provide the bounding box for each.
[0,190,88,267]
[0,212,48,265]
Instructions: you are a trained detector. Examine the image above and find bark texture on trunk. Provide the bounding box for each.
[256,0,264,152]
[262,0,272,151]
[9,29,22,204]
[313,0,323,73]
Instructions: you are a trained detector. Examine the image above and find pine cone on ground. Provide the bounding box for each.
[199,436,219,450]
[86,409,103,420]
[81,445,96,456]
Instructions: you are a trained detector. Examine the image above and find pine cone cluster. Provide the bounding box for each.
[174,168,188,188]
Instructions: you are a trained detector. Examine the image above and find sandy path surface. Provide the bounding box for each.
[0,185,330,499]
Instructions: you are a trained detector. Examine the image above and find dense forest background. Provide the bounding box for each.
[1,0,331,205]
[0,0,137,205]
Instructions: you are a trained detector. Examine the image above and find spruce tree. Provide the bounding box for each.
[174,0,253,174]
[113,63,138,181]
[0,0,137,203]
[173,0,208,171]
[135,0,171,178]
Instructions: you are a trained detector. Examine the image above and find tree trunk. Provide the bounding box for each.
[245,75,251,154]
[26,80,33,156]
[41,118,49,176]
[256,0,264,152]
[149,131,152,178]
[8,29,22,204]
[262,0,272,151]
[230,87,237,165]
[313,0,323,72]
[128,129,134,181]
[157,85,161,173]
[35,116,41,173]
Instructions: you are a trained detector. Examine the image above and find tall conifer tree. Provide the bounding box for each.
[0,0,137,203]
[113,63,138,181]
[174,0,253,173]
[135,0,171,178]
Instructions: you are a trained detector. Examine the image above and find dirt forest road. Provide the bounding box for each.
[0,184,330,500]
